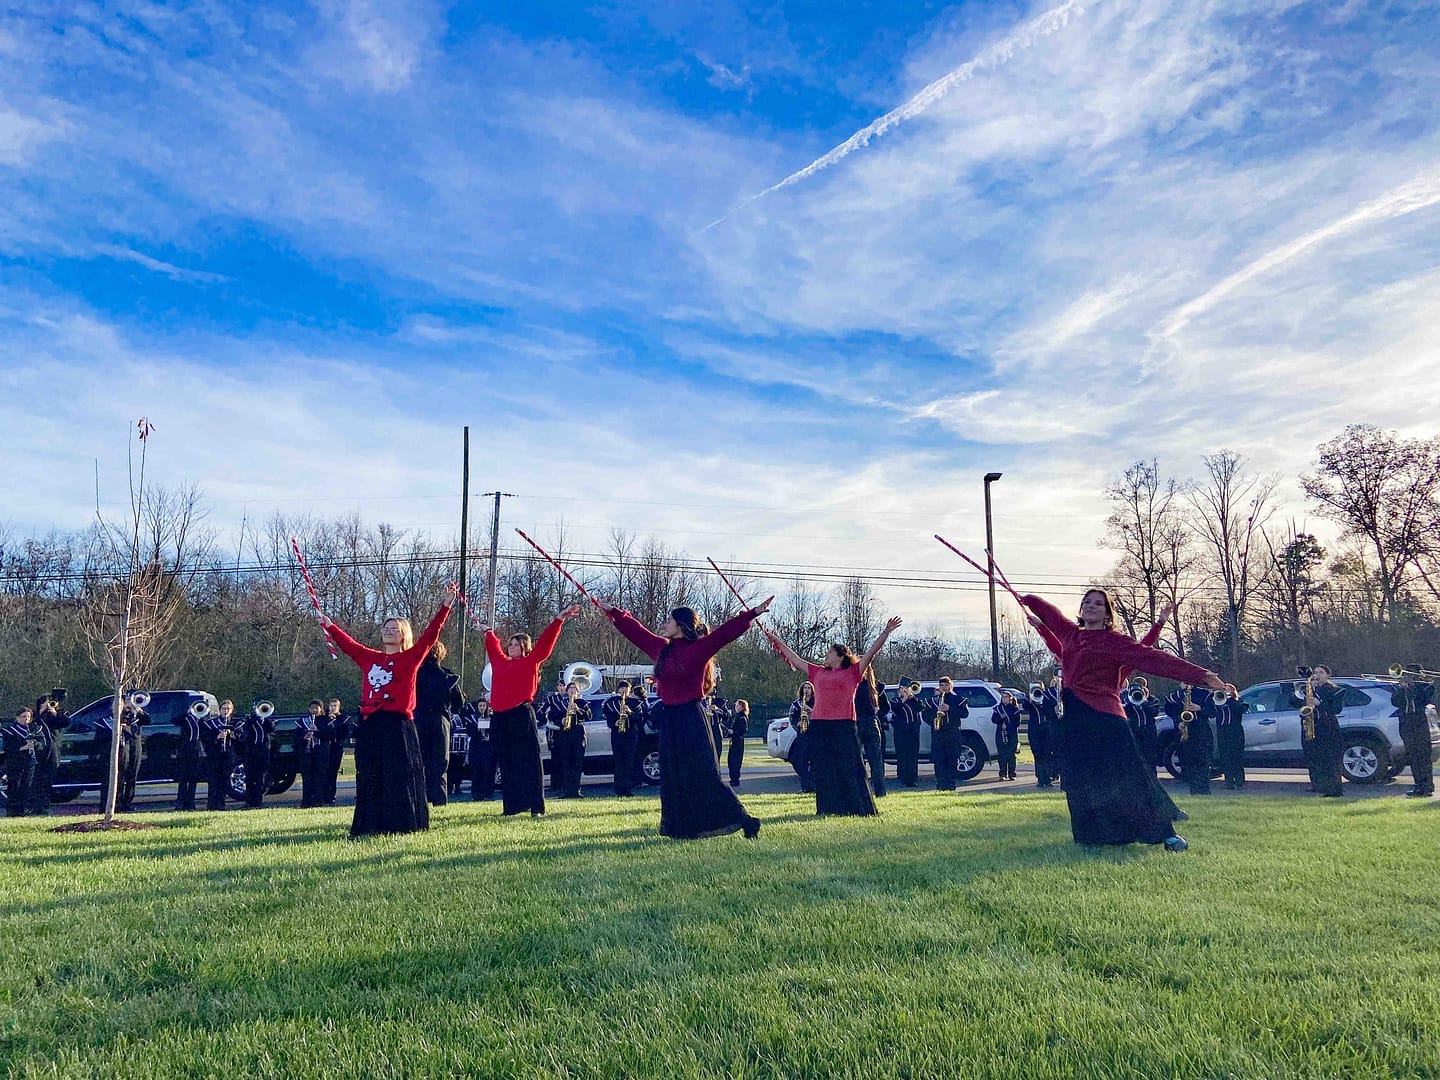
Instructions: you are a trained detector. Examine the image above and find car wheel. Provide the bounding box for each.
[267,773,296,795]
[50,785,85,803]
[640,748,662,787]
[1342,736,1387,785]
[956,735,986,782]
[1161,737,1183,780]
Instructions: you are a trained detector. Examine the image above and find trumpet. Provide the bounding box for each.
[1028,682,1046,705]
[1125,681,1148,707]
[188,700,211,720]
[127,690,151,710]
[1211,689,1230,707]
[254,701,275,719]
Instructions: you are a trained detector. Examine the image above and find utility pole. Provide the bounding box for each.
[457,427,470,691]
[483,491,515,627]
[984,472,1003,684]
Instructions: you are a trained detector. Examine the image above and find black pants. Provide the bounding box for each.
[107,741,142,812]
[1304,713,1344,796]
[1179,723,1213,796]
[414,713,450,807]
[174,745,202,810]
[243,746,268,808]
[613,730,640,795]
[351,710,429,837]
[5,756,34,816]
[470,737,496,800]
[896,727,920,787]
[996,743,1017,780]
[323,742,344,804]
[1217,725,1245,788]
[299,744,324,807]
[727,735,745,787]
[552,727,585,798]
[1400,714,1433,795]
[27,746,58,815]
[933,727,960,790]
[790,729,813,792]
[1031,725,1057,787]
[493,705,544,816]
[206,750,231,811]
[859,729,885,797]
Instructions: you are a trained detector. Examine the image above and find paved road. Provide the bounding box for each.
[35,758,1434,815]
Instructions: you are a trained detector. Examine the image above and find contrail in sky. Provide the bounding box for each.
[702,0,1101,232]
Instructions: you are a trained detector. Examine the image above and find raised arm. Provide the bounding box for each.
[1020,594,1074,645]
[604,608,668,661]
[1023,608,1065,657]
[529,609,578,666]
[765,630,811,672]
[412,602,454,659]
[858,616,903,673]
[320,619,372,667]
[483,630,505,665]
[695,597,774,663]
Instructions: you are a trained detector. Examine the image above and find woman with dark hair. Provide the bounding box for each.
[854,666,886,797]
[319,587,455,837]
[2,706,37,816]
[1021,588,1224,851]
[787,681,816,793]
[1294,665,1345,797]
[766,617,904,816]
[415,640,464,807]
[726,699,749,788]
[602,600,773,839]
[476,605,580,817]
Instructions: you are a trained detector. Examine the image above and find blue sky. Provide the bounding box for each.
[3,0,1440,634]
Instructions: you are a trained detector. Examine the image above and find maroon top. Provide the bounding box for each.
[605,607,758,705]
[1022,594,1210,718]
[328,605,452,719]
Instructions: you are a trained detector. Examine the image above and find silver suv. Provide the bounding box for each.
[1157,677,1439,784]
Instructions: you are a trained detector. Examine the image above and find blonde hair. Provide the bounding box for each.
[384,616,415,650]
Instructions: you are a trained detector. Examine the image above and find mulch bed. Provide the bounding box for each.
[51,819,159,833]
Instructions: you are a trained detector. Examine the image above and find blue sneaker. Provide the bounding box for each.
[1164,835,1188,853]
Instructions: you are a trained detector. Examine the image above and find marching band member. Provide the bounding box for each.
[201,700,236,811]
[297,700,326,808]
[1212,685,1248,790]
[889,682,923,788]
[28,696,70,815]
[1123,678,1162,777]
[787,682,816,793]
[2,706,37,816]
[237,703,275,810]
[318,587,455,837]
[320,699,350,806]
[476,605,580,818]
[415,640,464,807]
[854,667,886,797]
[447,699,475,799]
[467,699,498,801]
[173,699,204,811]
[1293,665,1345,797]
[992,692,1023,781]
[764,616,903,817]
[603,681,642,796]
[97,703,145,813]
[544,681,591,799]
[601,600,772,839]
[1393,667,1435,798]
[726,699,750,788]
[1021,588,1224,852]
[1031,681,1060,789]
[930,676,970,792]
[708,695,732,763]
[1165,686,1215,796]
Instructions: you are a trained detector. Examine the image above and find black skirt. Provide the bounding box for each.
[351,710,430,838]
[808,719,877,816]
[655,700,759,839]
[1058,691,1181,846]
[492,704,546,816]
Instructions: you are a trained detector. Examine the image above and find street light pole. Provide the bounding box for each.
[984,472,1003,683]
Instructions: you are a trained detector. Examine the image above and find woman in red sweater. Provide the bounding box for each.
[603,600,772,839]
[766,616,903,817]
[1021,589,1224,852]
[320,586,455,838]
[477,605,580,817]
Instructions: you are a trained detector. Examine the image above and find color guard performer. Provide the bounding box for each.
[992,691,1022,781]
[601,600,772,839]
[764,617,903,817]
[787,681,816,793]
[318,586,455,837]
[603,681,642,796]
[890,681,923,788]
[1021,588,1224,851]
[930,676,970,791]
[1212,685,1248,789]
[544,681,590,799]
[476,606,580,818]
[1293,665,1344,797]
[201,700,236,810]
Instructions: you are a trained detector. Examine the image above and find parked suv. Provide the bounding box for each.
[1157,677,1440,785]
[766,680,1004,784]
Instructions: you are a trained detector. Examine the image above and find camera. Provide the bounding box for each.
[50,687,67,703]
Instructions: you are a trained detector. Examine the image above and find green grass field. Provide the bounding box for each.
[3,790,1438,1079]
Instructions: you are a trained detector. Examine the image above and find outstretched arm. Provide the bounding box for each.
[765,630,811,672]
[1025,614,1064,657]
[696,597,775,663]
[604,608,668,661]
[858,616,903,673]
[318,617,370,667]
[530,606,580,666]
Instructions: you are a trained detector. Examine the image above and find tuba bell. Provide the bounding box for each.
[188,700,211,720]
[562,661,600,695]
[254,701,275,719]
[1211,689,1230,707]
[1125,680,1148,707]
[1028,682,1046,705]
[127,690,151,710]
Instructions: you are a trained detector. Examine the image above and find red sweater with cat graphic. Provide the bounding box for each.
[328,605,452,719]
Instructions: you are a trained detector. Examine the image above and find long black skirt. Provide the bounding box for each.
[351,710,430,838]
[493,704,546,816]
[809,719,878,816]
[1058,691,1181,846]
[656,700,759,839]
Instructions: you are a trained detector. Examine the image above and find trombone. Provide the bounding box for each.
[1361,664,1440,681]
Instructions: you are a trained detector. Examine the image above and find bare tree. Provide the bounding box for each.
[836,575,883,651]
[1256,525,1327,643]
[1102,459,1196,654]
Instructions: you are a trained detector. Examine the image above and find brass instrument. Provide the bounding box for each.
[1179,687,1195,742]
[1028,682,1046,705]
[1361,663,1440,681]
[562,698,578,731]
[906,680,922,695]
[617,697,630,734]
[255,701,275,720]
[1125,680,1147,707]
[188,700,211,720]
[1211,689,1230,707]
[127,690,151,710]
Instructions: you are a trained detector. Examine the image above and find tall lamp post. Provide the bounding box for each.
[983,472,1003,683]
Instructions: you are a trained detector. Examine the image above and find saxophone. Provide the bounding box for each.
[1300,678,1317,741]
[1179,687,1195,743]
[797,701,811,734]
[934,699,947,732]
[617,698,630,734]
[562,698,578,731]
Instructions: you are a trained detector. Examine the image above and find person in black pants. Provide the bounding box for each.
[787,681,815,793]
[931,676,970,791]
[1212,685,1248,789]
[854,669,885,797]
[1123,678,1162,776]
[200,699,236,811]
[238,704,274,809]
[992,692,1022,781]
[726,699,749,788]
[319,699,350,805]
[28,696,70,815]
[708,695,731,763]
[173,701,205,811]
[297,700,326,808]
[97,704,145,813]
[604,682,642,796]
[2,706,37,816]
[544,682,590,798]
[1392,669,1435,798]
[1038,680,1063,788]
[414,641,464,807]
[1294,667,1346,797]
[890,682,923,788]
[1166,686,1215,796]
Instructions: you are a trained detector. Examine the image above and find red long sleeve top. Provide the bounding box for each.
[484,616,567,714]
[1031,613,1164,680]
[1021,595,1210,718]
[328,605,452,719]
[605,607,758,705]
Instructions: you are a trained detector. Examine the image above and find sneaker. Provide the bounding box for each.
[1164,835,1188,853]
[743,817,761,839]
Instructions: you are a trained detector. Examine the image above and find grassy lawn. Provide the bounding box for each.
[3,790,1438,1079]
